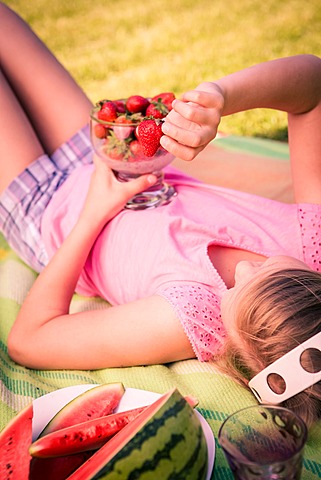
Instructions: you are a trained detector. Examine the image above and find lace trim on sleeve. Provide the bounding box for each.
[156,283,226,362]
[298,205,321,271]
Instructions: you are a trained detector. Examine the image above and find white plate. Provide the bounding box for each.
[33,385,215,479]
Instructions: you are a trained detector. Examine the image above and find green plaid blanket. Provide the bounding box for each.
[1,137,320,479]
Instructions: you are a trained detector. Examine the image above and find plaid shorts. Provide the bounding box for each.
[0,124,93,272]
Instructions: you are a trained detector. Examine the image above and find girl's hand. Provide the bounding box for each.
[80,155,157,227]
[160,82,224,161]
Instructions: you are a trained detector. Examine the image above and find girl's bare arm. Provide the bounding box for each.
[161,55,321,203]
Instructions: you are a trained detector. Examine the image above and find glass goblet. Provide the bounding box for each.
[90,104,176,210]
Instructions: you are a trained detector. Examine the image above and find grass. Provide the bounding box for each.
[4,0,321,140]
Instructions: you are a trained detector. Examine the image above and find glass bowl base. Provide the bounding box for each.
[125,182,177,210]
[115,169,177,210]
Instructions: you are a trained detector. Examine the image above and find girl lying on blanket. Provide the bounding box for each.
[0,3,320,426]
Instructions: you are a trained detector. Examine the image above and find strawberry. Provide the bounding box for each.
[97,101,118,122]
[151,92,175,111]
[145,100,168,119]
[136,119,163,157]
[108,148,125,161]
[129,140,144,158]
[103,135,128,161]
[113,115,134,140]
[113,99,126,113]
[126,95,150,114]
[94,123,107,139]
[145,92,176,119]
[115,115,134,125]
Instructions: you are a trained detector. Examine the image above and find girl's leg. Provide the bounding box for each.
[0,70,44,192]
[0,3,93,191]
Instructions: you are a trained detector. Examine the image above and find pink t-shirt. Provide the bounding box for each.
[41,164,321,361]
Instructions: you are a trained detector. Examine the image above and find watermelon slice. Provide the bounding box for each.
[0,403,33,480]
[66,388,208,480]
[40,382,125,436]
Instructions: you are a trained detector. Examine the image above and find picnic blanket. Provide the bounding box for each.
[1,135,321,479]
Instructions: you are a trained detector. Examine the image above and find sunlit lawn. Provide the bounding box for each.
[4,0,321,140]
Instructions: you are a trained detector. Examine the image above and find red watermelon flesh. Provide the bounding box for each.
[0,403,33,480]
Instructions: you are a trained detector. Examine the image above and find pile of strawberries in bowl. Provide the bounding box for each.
[90,92,176,176]
[90,92,177,209]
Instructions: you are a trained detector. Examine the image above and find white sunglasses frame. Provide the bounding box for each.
[249,331,321,404]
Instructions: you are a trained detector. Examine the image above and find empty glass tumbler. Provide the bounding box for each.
[218,405,307,479]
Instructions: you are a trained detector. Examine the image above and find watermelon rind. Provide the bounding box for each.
[40,383,125,437]
[66,388,208,480]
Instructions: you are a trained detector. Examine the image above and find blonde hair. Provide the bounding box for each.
[217,268,321,427]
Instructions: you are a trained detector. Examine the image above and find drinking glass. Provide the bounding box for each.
[218,405,307,479]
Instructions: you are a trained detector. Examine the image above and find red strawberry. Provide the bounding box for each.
[151,92,175,111]
[146,101,168,119]
[126,95,150,114]
[136,119,163,157]
[145,92,176,119]
[113,99,126,113]
[98,101,118,122]
[94,123,107,139]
